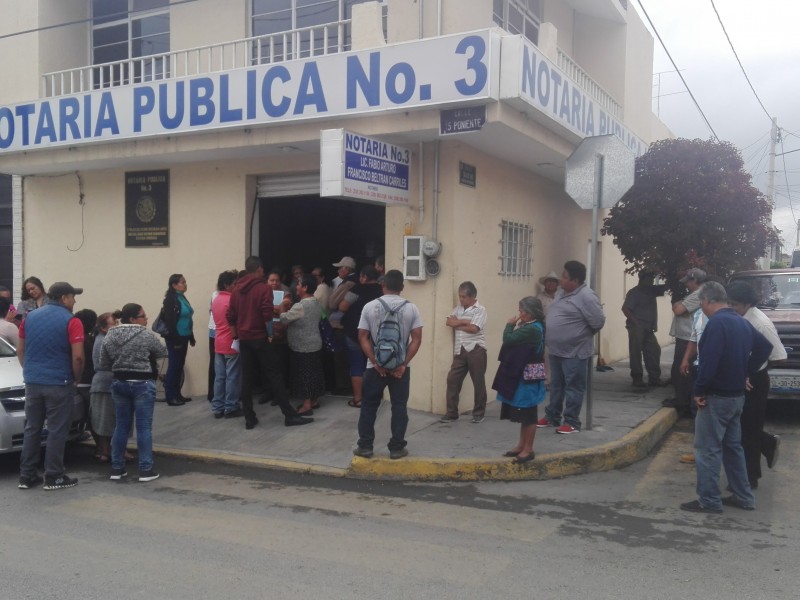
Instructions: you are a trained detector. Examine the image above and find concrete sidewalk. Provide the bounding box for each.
[149,346,680,481]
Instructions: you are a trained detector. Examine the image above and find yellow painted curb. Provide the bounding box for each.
[151,445,349,478]
[346,407,679,481]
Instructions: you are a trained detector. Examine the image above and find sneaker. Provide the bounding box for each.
[109,467,128,480]
[632,379,648,388]
[224,408,244,419]
[389,448,409,460]
[680,499,722,514]
[535,417,553,428]
[439,415,458,423]
[556,424,579,434]
[43,475,78,490]
[18,474,43,489]
[679,454,695,464]
[471,415,485,424]
[138,470,160,482]
[353,447,374,459]
[721,496,755,511]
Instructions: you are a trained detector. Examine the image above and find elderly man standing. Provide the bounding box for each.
[622,271,668,388]
[665,268,706,412]
[537,261,605,434]
[17,282,85,490]
[680,282,772,514]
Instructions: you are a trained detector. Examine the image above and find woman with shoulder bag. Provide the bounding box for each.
[160,273,195,406]
[491,296,546,464]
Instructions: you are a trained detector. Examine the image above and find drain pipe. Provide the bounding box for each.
[437,0,442,35]
[418,142,425,225]
[432,139,440,239]
[419,0,424,38]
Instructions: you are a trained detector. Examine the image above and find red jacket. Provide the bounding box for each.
[226,273,274,341]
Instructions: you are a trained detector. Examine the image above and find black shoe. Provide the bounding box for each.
[721,496,755,511]
[285,416,314,427]
[213,412,224,419]
[109,467,128,480]
[353,447,373,458]
[389,448,409,460]
[166,399,185,406]
[765,434,780,469]
[43,475,78,490]
[679,500,722,514]
[138,470,160,482]
[661,398,679,408]
[245,416,259,430]
[224,408,244,419]
[179,395,192,402]
[18,474,43,489]
[632,379,648,388]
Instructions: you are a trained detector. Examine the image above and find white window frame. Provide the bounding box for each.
[499,220,533,277]
[493,0,541,45]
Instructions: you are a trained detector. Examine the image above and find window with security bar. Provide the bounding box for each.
[492,0,541,45]
[499,220,533,277]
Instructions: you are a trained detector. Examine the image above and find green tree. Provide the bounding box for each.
[601,138,776,293]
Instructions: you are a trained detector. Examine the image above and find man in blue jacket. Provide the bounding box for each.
[680,282,772,514]
[17,282,85,491]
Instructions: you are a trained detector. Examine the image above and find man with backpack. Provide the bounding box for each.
[354,269,423,459]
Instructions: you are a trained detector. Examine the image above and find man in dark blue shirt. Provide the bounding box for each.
[680,282,772,514]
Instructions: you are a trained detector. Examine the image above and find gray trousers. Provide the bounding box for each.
[20,383,75,479]
[626,322,661,382]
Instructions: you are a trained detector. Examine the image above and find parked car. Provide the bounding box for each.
[0,337,86,454]
[728,268,800,401]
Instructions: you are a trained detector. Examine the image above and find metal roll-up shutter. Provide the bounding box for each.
[256,173,320,198]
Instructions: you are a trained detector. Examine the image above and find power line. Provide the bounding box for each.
[709,0,772,122]
[635,0,719,140]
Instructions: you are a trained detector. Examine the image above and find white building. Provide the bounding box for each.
[0,0,671,411]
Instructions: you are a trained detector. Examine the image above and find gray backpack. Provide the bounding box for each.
[373,298,408,370]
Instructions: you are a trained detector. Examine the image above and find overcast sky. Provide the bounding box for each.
[632,0,800,253]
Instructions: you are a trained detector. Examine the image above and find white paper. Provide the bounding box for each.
[273,290,284,305]
[230,339,240,352]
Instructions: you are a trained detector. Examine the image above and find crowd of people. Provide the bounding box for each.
[5,256,783,511]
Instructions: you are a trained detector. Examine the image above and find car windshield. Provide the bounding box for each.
[730,273,800,309]
[0,338,16,358]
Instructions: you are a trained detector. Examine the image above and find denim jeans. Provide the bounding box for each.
[545,355,588,429]
[212,353,241,415]
[694,394,755,510]
[111,379,156,472]
[165,337,189,401]
[357,367,410,451]
[19,383,75,479]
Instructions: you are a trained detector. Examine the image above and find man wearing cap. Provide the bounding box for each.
[666,268,707,412]
[17,282,85,490]
[536,271,560,316]
[328,256,358,327]
[622,272,668,387]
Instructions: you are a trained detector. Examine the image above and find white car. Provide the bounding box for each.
[0,337,86,454]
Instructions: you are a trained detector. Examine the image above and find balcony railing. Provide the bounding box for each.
[557,48,622,120]
[42,21,352,97]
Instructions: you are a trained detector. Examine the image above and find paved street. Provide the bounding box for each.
[0,404,797,600]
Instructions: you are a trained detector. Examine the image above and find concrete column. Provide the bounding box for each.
[538,22,558,63]
[351,1,386,50]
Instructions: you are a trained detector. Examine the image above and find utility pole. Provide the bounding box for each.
[767,117,779,264]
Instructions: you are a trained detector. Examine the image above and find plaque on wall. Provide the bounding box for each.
[125,170,169,247]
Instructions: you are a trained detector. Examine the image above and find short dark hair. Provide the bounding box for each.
[298,273,317,295]
[245,256,263,273]
[0,297,10,318]
[458,281,477,297]
[360,265,379,281]
[726,281,760,307]
[217,270,238,291]
[563,260,586,284]
[383,269,404,293]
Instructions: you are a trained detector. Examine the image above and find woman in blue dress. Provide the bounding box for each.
[492,296,546,464]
